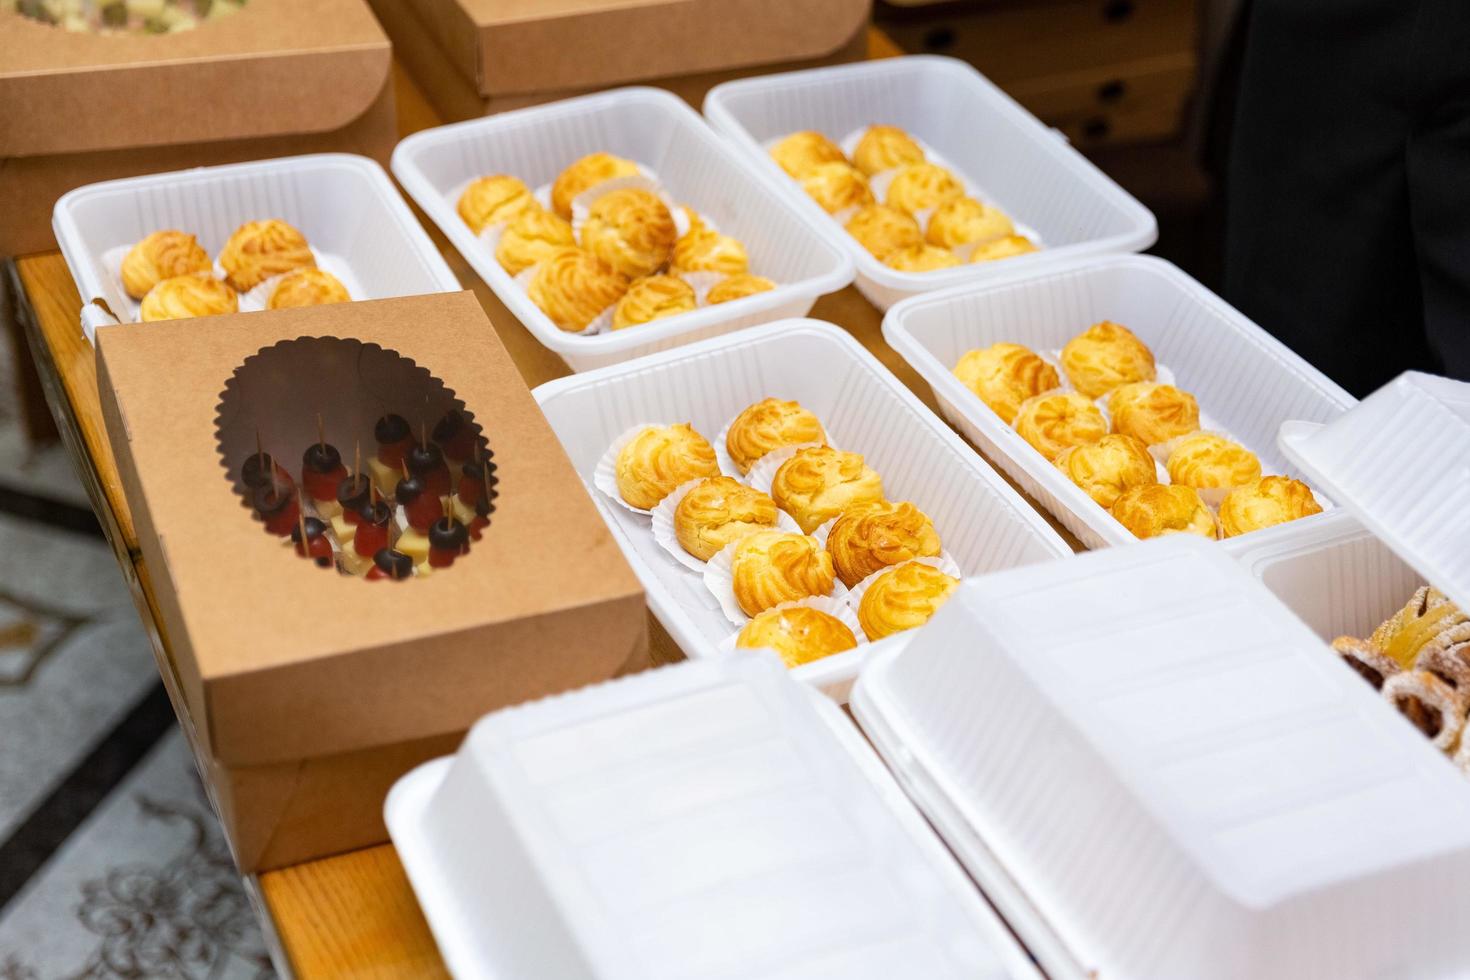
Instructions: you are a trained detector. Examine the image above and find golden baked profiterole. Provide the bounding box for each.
[769,446,884,534]
[886,163,964,214]
[845,204,923,260]
[953,342,1061,425]
[121,230,212,300]
[551,153,639,219]
[707,274,776,305]
[674,477,781,561]
[827,500,941,588]
[268,268,350,309]
[1014,391,1107,460]
[496,209,575,276]
[614,423,720,510]
[1110,484,1219,540]
[671,226,749,276]
[1060,320,1157,398]
[1107,382,1200,446]
[1165,432,1262,492]
[457,175,537,234]
[970,235,1038,262]
[801,162,875,215]
[218,219,315,292]
[926,197,1014,250]
[527,246,630,332]
[1053,434,1159,509]
[612,275,696,330]
[770,131,847,179]
[736,606,858,668]
[580,187,677,280]
[883,244,962,272]
[731,531,836,617]
[852,125,925,176]
[139,274,239,322]
[857,562,959,641]
[725,398,826,475]
[1217,476,1322,537]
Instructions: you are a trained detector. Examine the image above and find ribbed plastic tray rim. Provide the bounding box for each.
[391,87,854,359]
[881,253,1358,548]
[52,152,462,337]
[701,55,1158,296]
[531,317,1073,691]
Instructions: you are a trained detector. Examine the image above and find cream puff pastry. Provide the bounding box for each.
[614,423,720,510]
[852,125,925,176]
[139,274,238,322]
[827,500,941,588]
[671,226,749,276]
[736,606,858,668]
[725,398,826,475]
[926,197,1014,250]
[801,162,875,214]
[674,476,780,561]
[706,273,776,305]
[551,152,639,219]
[1013,391,1107,461]
[731,530,836,618]
[882,243,962,272]
[1217,476,1322,538]
[580,187,677,280]
[527,246,629,332]
[267,268,350,309]
[495,208,575,276]
[769,446,884,534]
[845,204,923,260]
[1060,320,1156,399]
[1053,434,1159,509]
[1110,483,1218,540]
[1165,433,1262,491]
[857,562,959,641]
[456,175,537,234]
[969,235,1037,263]
[612,275,696,330]
[885,163,964,215]
[219,219,315,292]
[1107,382,1200,446]
[770,131,847,179]
[953,342,1060,425]
[120,230,212,300]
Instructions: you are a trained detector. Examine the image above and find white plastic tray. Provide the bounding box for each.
[532,319,1071,701]
[385,655,1040,980]
[703,55,1156,311]
[882,255,1357,549]
[1276,371,1470,613]
[52,154,462,344]
[393,87,853,373]
[851,535,1470,980]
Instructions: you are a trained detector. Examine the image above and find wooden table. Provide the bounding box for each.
[12,32,1078,978]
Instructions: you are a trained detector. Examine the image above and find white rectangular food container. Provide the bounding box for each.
[703,55,1157,311]
[882,254,1357,549]
[532,319,1071,701]
[386,655,1040,980]
[852,535,1470,980]
[392,87,854,373]
[53,154,462,345]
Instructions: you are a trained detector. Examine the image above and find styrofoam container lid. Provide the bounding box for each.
[1279,371,1470,614]
[852,535,1470,980]
[386,655,1040,980]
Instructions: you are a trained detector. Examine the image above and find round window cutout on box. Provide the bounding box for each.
[8,0,248,35]
[216,337,497,582]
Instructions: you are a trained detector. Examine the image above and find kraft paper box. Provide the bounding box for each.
[97,291,649,871]
[0,0,397,256]
[369,0,870,121]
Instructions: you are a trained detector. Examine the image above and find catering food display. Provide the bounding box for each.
[455,152,778,336]
[7,0,246,33]
[951,318,1326,541]
[770,124,1040,272]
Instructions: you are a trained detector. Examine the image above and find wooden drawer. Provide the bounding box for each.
[1010,50,1197,146]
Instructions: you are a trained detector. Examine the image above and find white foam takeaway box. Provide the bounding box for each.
[703,55,1157,311]
[851,535,1470,980]
[392,87,854,373]
[1227,371,1470,643]
[882,255,1357,549]
[531,319,1072,700]
[52,154,462,344]
[385,654,1041,980]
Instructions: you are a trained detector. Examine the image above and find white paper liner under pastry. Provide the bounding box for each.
[649,477,800,573]
[715,406,838,485]
[844,554,963,628]
[593,423,733,516]
[743,441,832,496]
[717,594,866,655]
[703,536,848,627]
[102,244,344,324]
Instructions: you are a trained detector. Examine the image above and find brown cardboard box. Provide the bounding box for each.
[0,0,398,255]
[370,0,871,122]
[97,291,649,870]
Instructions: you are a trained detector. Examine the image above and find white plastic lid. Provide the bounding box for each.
[1279,371,1470,613]
[386,655,1036,980]
[852,535,1470,980]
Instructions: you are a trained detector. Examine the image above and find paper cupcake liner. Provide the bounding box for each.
[569,170,690,242]
[715,407,839,485]
[717,594,865,655]
[103,243,339,324]
[592,424,664,516]
[845,554,963,626]
[649,477,800,573]
[703,536,848,627]
[743,441,829,496]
